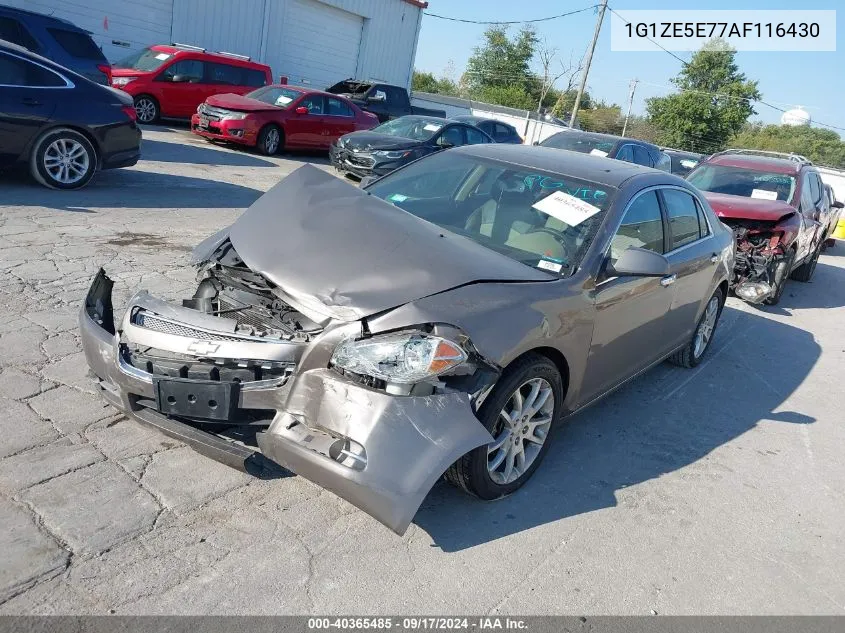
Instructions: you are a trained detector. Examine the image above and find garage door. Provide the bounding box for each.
[268,0,363,89]
[1,0,172,62]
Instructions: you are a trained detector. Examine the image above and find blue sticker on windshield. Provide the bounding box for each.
[523,174,607,202]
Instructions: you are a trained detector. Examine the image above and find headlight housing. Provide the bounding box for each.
[222,112,248,121]
[331,332,467,384]
[372,149,411,160]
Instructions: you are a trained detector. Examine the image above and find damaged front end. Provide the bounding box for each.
[79,238,497,534]
[721,216,795,304]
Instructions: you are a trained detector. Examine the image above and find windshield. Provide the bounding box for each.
[365,152,617,275]
[373,117,445,141]
[670,154,701,177]
[114,47,172,71]
[687,164,796,202]
[246,86,303,107]
[541,133,615,156]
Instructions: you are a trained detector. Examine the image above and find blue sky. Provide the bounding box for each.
[415,0,843,135]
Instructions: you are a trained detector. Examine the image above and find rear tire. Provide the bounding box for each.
[669,287,724,368]
[445,352,563,500]
[791,240,821,282]
[30,128,97,190]
[134,95,159,124]
[257,125,282,155]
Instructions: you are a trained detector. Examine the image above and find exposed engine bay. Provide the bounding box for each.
[722,217,790,304]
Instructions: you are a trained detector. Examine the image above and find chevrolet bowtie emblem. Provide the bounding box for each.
[186,341,220,355]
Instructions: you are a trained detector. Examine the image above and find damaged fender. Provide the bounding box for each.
[257,368,494,535]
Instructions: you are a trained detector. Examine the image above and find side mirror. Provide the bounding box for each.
[368,93,386,102]
[834,200,844,209]
[606,247,670,278]
[170,74,190,83]
[295,106,309,115]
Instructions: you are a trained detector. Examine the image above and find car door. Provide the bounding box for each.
[154,58,205,117]
[658,187,720,350]
[580,189,676,403]
[632,144,655,167]
[614,143,634,163]
[322,96,357,148]
[0,51,60,167]
[434,125,466,152]
[464,125,492,146]
[205,61,250,100]
[797,172,820,260]
[285,93,326,147]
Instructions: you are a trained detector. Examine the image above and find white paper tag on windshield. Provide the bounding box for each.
[532,190,601,227]
[423,123,442,132]
[537,260,562,273]
[275,96,292,105]
[751,189,778,200]
[589,149,609,157]
[680,159,698,168]
[155,53,170,61]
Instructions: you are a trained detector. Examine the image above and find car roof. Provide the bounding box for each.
[452,115,488,123]
[452,144,676,188]
[0,5,85,31]
[546,129,658,149]
[149,44,270,68]
[393,114,451,124]
[703,153,804,175]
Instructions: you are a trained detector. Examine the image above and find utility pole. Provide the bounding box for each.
[569,0,607,128]
[621,78,638,137]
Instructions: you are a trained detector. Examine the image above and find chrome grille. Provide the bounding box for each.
[133,311,246,342]
[198,104,231,120]
[348,154,375,167]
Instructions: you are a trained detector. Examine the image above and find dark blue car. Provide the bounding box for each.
[0,5,110,85]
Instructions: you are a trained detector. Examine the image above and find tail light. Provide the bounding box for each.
[98,64,112,84]
[121,105,137,121]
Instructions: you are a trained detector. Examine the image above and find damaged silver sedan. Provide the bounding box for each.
[80,145,734,533]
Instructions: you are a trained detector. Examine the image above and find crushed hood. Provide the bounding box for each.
[226,165,551,321]
[205,93,278,112]
[703,192,796,223]
[339,131,422,151]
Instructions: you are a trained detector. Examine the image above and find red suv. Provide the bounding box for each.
[686,150,832,305]
[111,44,272,124]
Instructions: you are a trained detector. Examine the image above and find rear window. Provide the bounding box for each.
[114,47,171,71]
[47,28,104,61]
[206,62,267,87]
[541,132,615,156]
[0,17,40,52]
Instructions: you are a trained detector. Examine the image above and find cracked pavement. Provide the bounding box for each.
[1,126,844,614]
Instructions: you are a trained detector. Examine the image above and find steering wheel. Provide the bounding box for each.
[520,227,573,262]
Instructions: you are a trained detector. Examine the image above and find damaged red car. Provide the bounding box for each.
[686,150,832,305]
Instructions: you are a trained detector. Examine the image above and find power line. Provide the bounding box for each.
[605,7,690,66]
[423,5,599,26]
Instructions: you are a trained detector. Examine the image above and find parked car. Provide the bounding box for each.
[111,43,272,124]
[330,115,492,179]
[0,40,140,189]
[326,79,446,122]
[191,85,378,155]
[818,165,845,246]
[450,115,523,144]
[822,183,845,248]
[662,148,703,177]
[0,5,111,85]
[540,130,665,168]
[80,144,733,534]
[686,149,832,305]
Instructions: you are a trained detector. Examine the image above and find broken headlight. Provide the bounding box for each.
[331,332,467,384]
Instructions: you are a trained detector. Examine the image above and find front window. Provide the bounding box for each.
[541,132,615,156]
[365,152,617,275]
[372,117,445,141]
[687,164,797,203]
[245,86,303,107]
[114,47,173,72]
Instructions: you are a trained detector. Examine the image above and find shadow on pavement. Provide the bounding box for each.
[141,138,278,168]
[414,305,820,551]
[0,169,264,210]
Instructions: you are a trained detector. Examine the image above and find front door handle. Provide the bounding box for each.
[710,253,719,263]
[660,274,677,287]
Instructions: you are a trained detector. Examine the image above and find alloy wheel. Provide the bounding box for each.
[264,128,280,154]
[42,138,90,185]
[135,98,156,123]
[487,378,554,485]
[693,295,720,359]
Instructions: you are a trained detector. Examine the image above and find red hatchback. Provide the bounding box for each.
[111,44,272,124]
[190,86,379,154]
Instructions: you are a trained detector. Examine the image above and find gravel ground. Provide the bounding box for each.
[1,125,844,615]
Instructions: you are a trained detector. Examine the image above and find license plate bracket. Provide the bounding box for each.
[199,115,210,128]
[154,378,238,421]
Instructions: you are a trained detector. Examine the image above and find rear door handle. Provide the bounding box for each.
[22,97,42,106]
[660,274,677,287]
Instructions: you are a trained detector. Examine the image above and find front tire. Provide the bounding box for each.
[30,128,97,190]
[257,125,282,155]
[669,287,724,368]
[134,95,159,124]
[445,353,563,500]
[764,248,795,305]
[791,240,822,282]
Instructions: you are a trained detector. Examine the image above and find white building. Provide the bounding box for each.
[5,0,427,89]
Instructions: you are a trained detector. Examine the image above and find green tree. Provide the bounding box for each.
[579,104,623,135]
[646,40,760,152]
[551,90,591,119]
[464,25,538,107]
[730,123,845,168]
[412,70,458,96]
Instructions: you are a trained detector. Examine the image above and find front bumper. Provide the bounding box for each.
[190,114,256,147]
[328,145,402,179]
[80,270,493,534]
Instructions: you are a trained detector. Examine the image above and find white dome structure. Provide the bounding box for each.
[781,108,811,127]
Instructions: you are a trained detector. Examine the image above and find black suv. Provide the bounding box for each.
[0,6,110,85]
[540,130,667,169]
